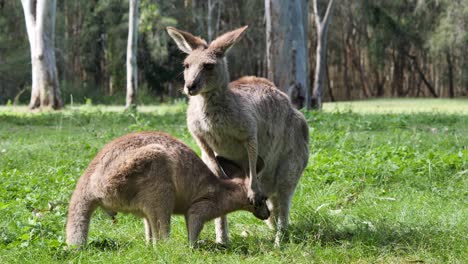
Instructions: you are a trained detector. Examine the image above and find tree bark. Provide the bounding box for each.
[373,68,386,97]
[265,0,308,109]
[392,47,406,97]
[126,0,139,109]
[311,0,335,109]
[326,58,335,102]
[342,28,351,100]
[21,0,62,110]
[207,0,219,42]
[351,48,371,98]
[406,53,438,98]
[446,51,454,98]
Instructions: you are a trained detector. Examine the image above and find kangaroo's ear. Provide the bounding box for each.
[209,25,248,57]
[166,27,208,54]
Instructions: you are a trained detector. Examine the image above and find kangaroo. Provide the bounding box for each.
[167,26,309,246]
[65,131,270,247]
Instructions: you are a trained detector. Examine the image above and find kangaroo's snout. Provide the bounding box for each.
[253,202,270,220]
[186,82,199,95]
[252,195,270,220]
[185,78,202,96]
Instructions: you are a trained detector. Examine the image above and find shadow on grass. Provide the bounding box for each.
[287,210,444,251]
[49,211,452,260]
[194,208,456,257]
[50,238,133,261]
[87,237,132,251]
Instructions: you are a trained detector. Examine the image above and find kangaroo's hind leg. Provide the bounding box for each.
[141,181,174,245]
[143,190,173,245]
[272,160,303,247]
[264,195,278,230]
[144,208,172,245]
[274,188,295,246]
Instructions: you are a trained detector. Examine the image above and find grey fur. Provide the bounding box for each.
[167,26,310,246]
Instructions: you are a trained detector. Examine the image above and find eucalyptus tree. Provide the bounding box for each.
[21,0,62,110]
[265,0,309,109]
[126,0,139,109]
[311,0,335,109]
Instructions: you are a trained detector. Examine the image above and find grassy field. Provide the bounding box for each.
[0,99,467,263]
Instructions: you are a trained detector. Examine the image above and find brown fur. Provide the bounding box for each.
[229,76,276,88]
[65,132,269,247]
[167,26,310,246]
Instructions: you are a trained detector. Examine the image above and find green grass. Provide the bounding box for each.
[0,99,467,263]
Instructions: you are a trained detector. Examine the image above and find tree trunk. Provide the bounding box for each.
[126,0,139,109]
[191,0,205,35]
[311,0,335,109]
[392,48,405,97]
[342,29,351,100]
[462,48,468,96]
[372,62,386,97]
[21,0,62,110]
[326,59,335,102]
[446,51,454,98]
[406,53,438,98]
[265,0,308,109]
[207,0,219,42]
[351,49,371,98]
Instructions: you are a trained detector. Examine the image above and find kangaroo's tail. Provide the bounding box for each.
[65,175,97,246]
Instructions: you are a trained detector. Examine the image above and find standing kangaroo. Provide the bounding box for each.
[65,132,270,247]
[167,26,309,245]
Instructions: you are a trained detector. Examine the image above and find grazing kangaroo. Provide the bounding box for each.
[167,26,309,245]
[65,132,270,247]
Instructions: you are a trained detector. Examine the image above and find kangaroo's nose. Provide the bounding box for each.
[185,79,200,95]
[186,81,196,91]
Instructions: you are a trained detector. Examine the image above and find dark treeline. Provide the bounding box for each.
[0,0,466,105]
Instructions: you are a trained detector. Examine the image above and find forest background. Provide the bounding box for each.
[1,0,466,108]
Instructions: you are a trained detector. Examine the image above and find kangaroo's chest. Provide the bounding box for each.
[188,110,247,162]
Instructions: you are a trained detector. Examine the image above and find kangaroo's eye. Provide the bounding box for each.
[183,63,189,69]
[204,64,215,71]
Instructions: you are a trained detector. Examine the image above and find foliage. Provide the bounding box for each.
[323,0,467,98]
[0,100,467,262]
[0,1,30,103]
[364,0,439,66]
[1,1,466,105]
[139,0,177,61]
[428,0,468,53]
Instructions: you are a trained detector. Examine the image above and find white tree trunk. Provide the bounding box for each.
[265,0,308,109]
[126,0,139,109]
[208,0,213,42]
[21,0,62,110]
[207,0,220,42]
[311,0,335,109]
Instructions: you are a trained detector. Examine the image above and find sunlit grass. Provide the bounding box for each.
[2,98,466,115]
[0,99,467,263]
[323,98,468,114]
[0,102,187,115]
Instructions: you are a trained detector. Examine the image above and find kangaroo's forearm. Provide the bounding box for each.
[198,136,228,178]
[245,137,259,192]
